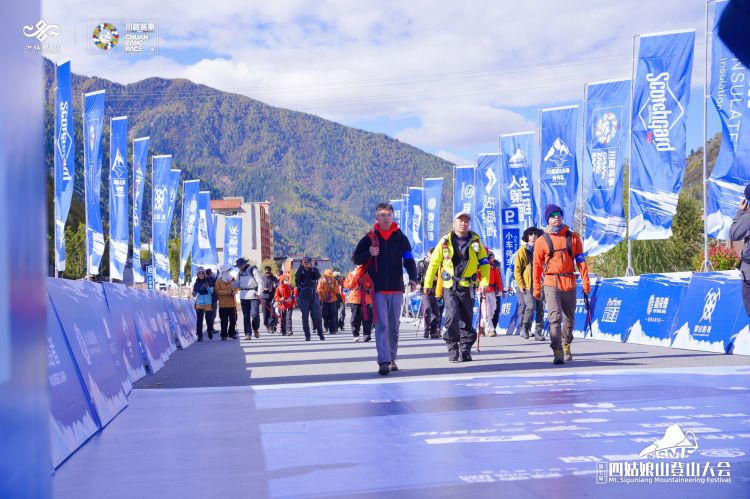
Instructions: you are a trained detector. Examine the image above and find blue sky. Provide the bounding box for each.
[44,0,723,165]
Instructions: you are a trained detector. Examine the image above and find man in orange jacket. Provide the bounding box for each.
[533,204,590,365]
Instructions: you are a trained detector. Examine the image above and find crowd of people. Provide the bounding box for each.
[189,189,750,373]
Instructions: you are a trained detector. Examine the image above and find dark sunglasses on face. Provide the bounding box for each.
[550,211,562,218]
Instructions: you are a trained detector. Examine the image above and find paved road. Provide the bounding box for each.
[134,312,749,389]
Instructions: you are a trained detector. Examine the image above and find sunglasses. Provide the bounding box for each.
[549,211,562,218]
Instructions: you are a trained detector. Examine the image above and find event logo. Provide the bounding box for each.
[134,164,144,193]
[153,186,167,213]
[637,72,685,152]
[700,288,720,322]
[412,205,423,244]
[595,112,619,145]
[111,148,126,178]
[23,19,60,41]
[88,122,96,152]
[92,23,119,50]
[543,138,572,167]
[485,167,497,194]
[427,197,437,210]
[169,186,177,207]
[639,424,698,459]
[462,183,475,200]
[186,200,198,238]
[509,148,527,168]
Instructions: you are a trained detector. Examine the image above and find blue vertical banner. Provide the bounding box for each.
[83,90,106,276]
[422,178,443,251]
[179,180,200,283]
[390,199,403,229]
[54,60,75,273]
[453,165,476,226]
[224,216,243,265]
[630,29,695,240]
[500,132,536,232]
[476,154,500,250]
[707,1,750,239]
[192,191,218,268]
[540,105,579,228]
[151,155,172,283]
[132,137,149,283]
[165,169,181,282]
[501,207,520,280]
[109,117,129,280]
[402,193,410,243]
[408,187,425,259]
[584,79,631,256]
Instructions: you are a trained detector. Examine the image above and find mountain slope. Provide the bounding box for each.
[44,59,455,270]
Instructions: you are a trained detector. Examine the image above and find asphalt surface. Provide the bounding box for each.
[133,312,749,388]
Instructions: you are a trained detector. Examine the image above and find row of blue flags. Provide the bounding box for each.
[54,60,237,284]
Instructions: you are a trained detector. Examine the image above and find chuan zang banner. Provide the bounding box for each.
[422,178,443,251]
[151,155,172,284]
[707,0,750,239]
[453,165,476,230]
[476,154,500,250]
[500,132,536,232]
[54,60,75,273]
[132,137,149,283]
[224,217,243,266]
[584,79,630,256]
[540,106,579,228]
[192,191,218,269]
[179,180,199,284]
[408,187,425,259]
[83,90,105,276]
[109,116,129,280]
[629,29,695,240]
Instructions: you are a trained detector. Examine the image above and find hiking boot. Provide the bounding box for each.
[461,351,473,362]
[318,333,325,341]
[389,362,398,372]
[254,330,260,338]
[208,331,214,340]
[563,344,573,361]
[553,348,565,365]
[535,332,545,341]
[305,336,311,341]
[478,326,485,336]
[423,332,429,339]
[448,349,460,363]
[363,335,372,342]
[197,335,203,342]
[522,329,530,339]
[487,329,497,337]
[353,337,361,342]
[221,336,227,341]
[378,363,391,375]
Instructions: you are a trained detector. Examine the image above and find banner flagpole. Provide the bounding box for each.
[537,108,542,227]
[82,93,90,280]
[53,84,59,279]
[580,81,587,237]
[626,35,638,277]
[701,0,713,272]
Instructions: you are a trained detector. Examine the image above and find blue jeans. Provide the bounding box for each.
[374,292,403,364]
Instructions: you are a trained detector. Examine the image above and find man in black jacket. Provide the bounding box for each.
[353,202,418,375]
[295,256,325,341]
[730,184,750,316]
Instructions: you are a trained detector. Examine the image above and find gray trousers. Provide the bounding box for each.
[543,286,576,349]
[374,292,403,364]
[522,290,544,335]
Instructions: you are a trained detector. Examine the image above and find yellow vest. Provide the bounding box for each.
[423,231,490,289]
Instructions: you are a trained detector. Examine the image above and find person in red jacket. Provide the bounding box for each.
[478,250,502,337]
[274,275,296,336]
[533,204,590,365]
[343,266,373,342]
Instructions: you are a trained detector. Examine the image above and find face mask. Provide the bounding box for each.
[548,225,562,234]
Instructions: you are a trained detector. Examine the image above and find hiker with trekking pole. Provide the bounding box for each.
[422,211,490,363]
[532,204,591,365]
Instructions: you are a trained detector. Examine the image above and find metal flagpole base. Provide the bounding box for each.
[699,260,713,273]
[625,267,635,277]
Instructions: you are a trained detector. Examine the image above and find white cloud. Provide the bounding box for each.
[43,0,708,157]
[434,150,470,166]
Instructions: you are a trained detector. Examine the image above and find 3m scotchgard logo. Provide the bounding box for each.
[638,72,684,152]
[639,424,698,459]
[23,20,61,41]
[57,101,72,181]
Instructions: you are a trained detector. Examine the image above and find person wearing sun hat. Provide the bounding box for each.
[730,183,750,316]
[532,204,590,365]
[192,267,214,341]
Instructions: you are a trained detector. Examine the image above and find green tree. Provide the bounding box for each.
[62,222,86,279]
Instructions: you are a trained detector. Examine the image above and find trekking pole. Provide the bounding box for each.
[476,291,484,353]
[583,292,592,337]
[415,295,423,337]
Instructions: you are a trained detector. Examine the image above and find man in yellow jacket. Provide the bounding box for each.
[514,227,544,341]
[424,212,490,362]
